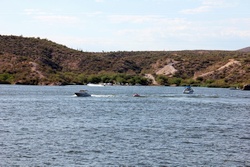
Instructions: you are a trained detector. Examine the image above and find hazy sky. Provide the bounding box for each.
[1,0,249,51]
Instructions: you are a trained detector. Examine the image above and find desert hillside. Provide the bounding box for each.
[238,47,250,52]
[0,35,249,87]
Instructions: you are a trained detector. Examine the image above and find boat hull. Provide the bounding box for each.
[183,90,194,94]
[75,92,91,97]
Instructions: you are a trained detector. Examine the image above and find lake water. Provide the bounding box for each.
[0,85,250,166]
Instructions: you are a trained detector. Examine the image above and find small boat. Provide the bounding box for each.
[183,86,194,94]
[75,90,91,97]
[229,87,240,90]
[133,93,141,97]
[87,83,104,87]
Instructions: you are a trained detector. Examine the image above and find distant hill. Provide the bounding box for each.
[0,35,250,87]
[237,47,250,52]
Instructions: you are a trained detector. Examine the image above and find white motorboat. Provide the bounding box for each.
[75,90,91,97]
[183,86,194,94]
[87,83,104,87]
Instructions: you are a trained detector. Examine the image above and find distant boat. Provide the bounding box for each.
[183,86,194,94]
[229,87,240,90]
[104,83,113,86]
[87,83,104,87]
[133,93,141,97]
[75,90,91,97]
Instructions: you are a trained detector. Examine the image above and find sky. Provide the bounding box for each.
[0,0,250,51]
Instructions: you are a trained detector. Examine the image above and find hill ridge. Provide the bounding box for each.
[238,46,250,52]
[0,35,249,87]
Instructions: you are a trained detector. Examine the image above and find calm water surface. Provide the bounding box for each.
[0,85,250,166]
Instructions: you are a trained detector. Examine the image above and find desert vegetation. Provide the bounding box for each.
[0,35,249,87]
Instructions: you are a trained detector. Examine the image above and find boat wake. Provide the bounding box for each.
[91,94,115,98]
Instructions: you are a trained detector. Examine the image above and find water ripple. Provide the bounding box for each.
[0,85,249,166]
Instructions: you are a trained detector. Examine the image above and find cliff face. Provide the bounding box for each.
[0,35,249,86]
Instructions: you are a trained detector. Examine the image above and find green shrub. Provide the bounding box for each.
[168,77,182,86]
[156,75,168,85]
[0,73,14,84]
